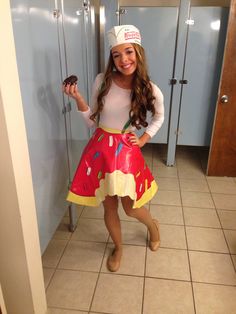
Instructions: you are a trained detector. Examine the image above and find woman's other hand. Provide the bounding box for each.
[129,132,151,148]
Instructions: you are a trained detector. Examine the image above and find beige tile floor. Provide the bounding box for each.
[43,144,236,314]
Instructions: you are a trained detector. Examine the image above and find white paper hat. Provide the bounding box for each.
[107,25,141,49]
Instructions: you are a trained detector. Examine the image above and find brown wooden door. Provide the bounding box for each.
[207,0,236,176]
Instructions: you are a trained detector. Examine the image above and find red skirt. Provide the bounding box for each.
[67,126,158,208]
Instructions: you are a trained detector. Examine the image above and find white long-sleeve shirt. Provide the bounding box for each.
[80,73,164,138]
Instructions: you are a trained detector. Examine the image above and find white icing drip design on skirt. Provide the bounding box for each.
[109,135,113,147]
[139,183,143,192]
[87,167,91,175]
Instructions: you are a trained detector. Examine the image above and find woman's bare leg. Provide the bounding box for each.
[103,195,122,271]
[121,196,160,243]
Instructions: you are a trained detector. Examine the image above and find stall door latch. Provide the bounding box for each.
[170,78,188,85]
[179,79,188,84]
[116,8,127,15]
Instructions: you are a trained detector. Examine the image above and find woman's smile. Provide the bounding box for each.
[121,63,132,69]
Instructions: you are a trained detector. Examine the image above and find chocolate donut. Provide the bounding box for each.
[63,75,78,85]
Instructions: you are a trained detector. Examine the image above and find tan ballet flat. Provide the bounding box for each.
[149,219,160,251]
[107,249,122,272]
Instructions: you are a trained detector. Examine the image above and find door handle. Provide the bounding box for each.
[220,95,228,103]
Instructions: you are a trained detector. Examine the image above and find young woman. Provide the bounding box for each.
[63,25,164,272]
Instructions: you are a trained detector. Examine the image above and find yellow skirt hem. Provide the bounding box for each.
[67,180,158,208]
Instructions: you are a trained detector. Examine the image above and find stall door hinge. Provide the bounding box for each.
[116,8,127,15]
[53,9,61,19]
[185,19,195,25]
[62,102,72,115]
[170,78,177,85]
[83,0,90,12]
[175,129,182,136]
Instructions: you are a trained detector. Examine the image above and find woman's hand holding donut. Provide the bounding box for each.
[62,75,88,112]
[62,75,80,100]
[63,82,80,101]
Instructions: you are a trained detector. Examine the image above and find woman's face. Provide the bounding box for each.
[111,43,137,76]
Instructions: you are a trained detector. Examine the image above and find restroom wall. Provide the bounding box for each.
[0,1,47,312]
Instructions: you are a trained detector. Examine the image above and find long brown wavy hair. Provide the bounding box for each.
[90,44,156,129]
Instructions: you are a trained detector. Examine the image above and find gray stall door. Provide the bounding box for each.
[120,5,180,144]
[177,6,228,146]
[120,3,228,147]
[59,0,96,175]
[10,0,95,252]
[58,0,97,229]
[10,0,70,252]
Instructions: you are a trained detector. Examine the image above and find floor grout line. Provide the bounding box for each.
[176,152,197,314]
[88,239,110,313]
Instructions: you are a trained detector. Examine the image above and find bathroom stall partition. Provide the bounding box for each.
[10,0,97,253]
[56,0,98,231]
[101,0,229,165]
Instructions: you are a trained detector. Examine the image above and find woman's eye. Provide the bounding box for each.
[113,54,119,59]
[127,50,134,54]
